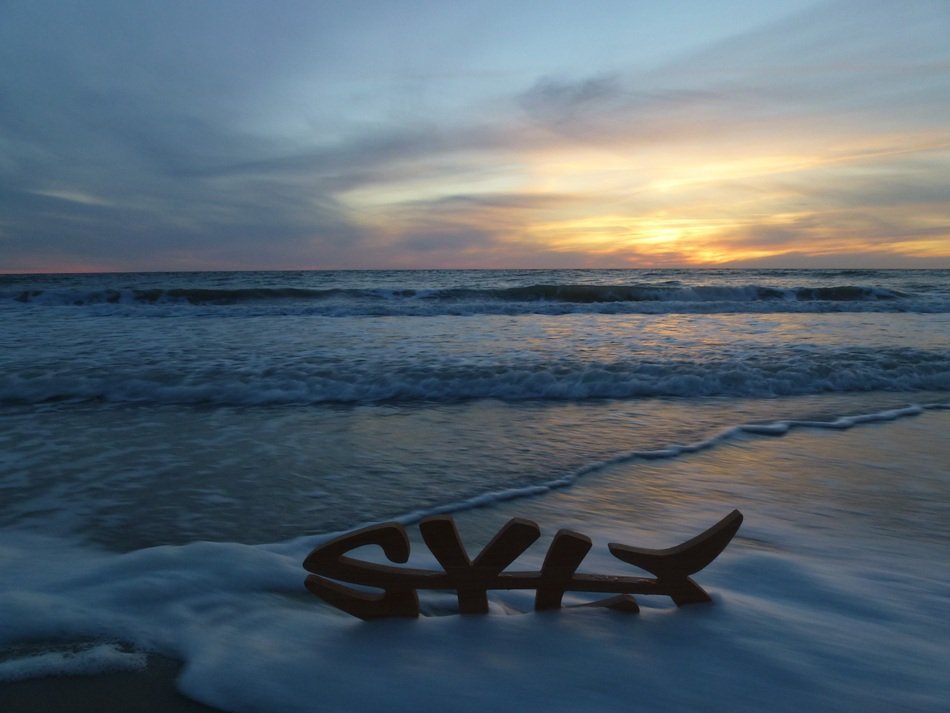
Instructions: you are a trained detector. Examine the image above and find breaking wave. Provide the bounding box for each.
[2,347,948,406]
[9,282,943,314]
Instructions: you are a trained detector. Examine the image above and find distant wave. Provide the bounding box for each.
[3,347,947,406]
[8,282,945,314]
[12,286,357,305]
[433,283,907,302]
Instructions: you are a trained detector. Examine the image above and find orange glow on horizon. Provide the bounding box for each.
[334,130,950,267]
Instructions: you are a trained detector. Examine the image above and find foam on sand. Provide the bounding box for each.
[1,408,949,712]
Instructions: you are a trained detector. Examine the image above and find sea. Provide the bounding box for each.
[1,268,949,712]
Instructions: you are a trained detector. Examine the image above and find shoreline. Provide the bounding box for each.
[2,407,948,713]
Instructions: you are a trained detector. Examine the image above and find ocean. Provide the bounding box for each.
[1,268,949,712]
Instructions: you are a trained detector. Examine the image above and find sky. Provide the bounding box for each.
[1,0,948,272]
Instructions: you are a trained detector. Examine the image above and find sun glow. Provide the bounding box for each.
[333,127,950,268]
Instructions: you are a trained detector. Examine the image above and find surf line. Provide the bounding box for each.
[303,510,742,619]
[381,403,941,531]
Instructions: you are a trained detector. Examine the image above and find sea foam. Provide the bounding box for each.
[2,346,948,406]
[1,406,949,712]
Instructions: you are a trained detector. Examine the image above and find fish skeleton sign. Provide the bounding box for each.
[303,510,743,619]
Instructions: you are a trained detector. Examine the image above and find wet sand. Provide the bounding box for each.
[0,656,221,713]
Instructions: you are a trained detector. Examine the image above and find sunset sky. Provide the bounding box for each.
[1,0,948,272]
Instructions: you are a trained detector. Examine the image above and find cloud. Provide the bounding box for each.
[518,0,950,149]
[1,0,948,270]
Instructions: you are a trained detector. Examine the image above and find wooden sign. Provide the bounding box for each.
[303,510,742,619]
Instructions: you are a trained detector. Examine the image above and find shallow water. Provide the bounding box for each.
[1,392,945,549]
[1,407,948,713]
[2,269,948,711]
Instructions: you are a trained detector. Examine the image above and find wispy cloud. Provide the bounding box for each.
[1,0,948,270]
